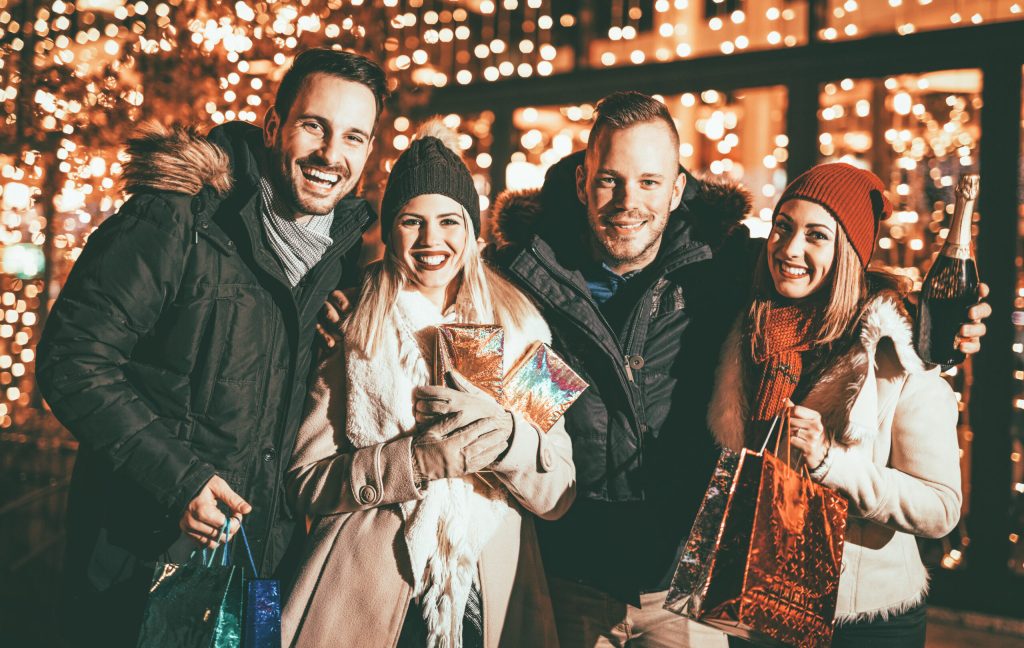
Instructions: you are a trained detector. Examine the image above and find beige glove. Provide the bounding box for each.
[411,370,514,483]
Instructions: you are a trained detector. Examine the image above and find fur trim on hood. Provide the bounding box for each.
[709,290,924,452]
[489,151,752,252]
[123,121,233,196]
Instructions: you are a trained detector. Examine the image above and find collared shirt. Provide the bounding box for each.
[581,262,641,306]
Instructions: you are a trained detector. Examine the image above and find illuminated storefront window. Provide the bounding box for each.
[818,70,981,283]
[1011,65,1024,575]
[819,69,983,569]
[577,0,809,68]
[823,0,1024,41]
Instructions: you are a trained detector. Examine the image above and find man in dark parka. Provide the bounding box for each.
[36,49,386,646]
[489,91,754,647]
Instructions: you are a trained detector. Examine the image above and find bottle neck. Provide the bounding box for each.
[941,194,976,260]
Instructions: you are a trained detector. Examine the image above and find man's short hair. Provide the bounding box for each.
[588,90,680,155]
[274,48,389,124]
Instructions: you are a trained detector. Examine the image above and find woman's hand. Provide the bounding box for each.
[414,370,513,443]
[956,282,990,355]
[411,370,514,481]
[787,401,830,471]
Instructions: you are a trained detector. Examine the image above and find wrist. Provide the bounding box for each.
[808,446,833,481]
[410,445,429,490]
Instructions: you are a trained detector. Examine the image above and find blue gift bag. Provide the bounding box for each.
[238,525,282,648]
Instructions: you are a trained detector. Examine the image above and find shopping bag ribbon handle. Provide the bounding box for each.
[237,523,259,578]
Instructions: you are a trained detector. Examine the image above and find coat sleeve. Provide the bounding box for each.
[817,370,962,539]
[36,194,216,513]
[490,412,576,521]
[287,350,423,517]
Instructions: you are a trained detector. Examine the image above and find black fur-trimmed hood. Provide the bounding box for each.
[490,150,752,254]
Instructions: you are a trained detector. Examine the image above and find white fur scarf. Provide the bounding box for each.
[343,289,513,648]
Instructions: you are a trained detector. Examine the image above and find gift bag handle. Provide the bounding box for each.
[200,518,233,568]
[195,519,261,578]
[237,524,260,578]
[760,408,812,480]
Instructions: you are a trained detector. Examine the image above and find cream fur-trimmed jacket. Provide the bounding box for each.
[283,288,575,648]
[709,291,962,624]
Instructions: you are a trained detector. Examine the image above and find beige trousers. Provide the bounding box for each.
[549,578,729,648]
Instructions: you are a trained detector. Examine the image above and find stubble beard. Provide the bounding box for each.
[588,208,667,272]
[269,146,351,218]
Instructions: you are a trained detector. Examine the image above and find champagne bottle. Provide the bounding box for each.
[915,174,981,365]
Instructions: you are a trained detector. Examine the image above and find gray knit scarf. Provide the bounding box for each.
[259,177,334,287]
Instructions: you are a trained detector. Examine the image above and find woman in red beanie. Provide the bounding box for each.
[708,163,963,647]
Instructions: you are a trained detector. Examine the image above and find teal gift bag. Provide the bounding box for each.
[137,520,244,648]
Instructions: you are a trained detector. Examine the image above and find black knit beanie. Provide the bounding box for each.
[379,130,480,242]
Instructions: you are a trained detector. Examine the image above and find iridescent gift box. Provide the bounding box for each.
[434,326,587,433]
[502,342,588,433]
[433,324,505,400]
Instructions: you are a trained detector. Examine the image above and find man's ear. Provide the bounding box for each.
[575,164,587,206]
[669,171,686,212]
[264,106,280,148]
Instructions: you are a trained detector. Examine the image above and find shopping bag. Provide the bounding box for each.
[238,525,282,648]
[665,412,848,648]
[663,447,744,617]
[137,521,243,648]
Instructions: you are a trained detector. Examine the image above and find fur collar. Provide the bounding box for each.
[708,291,924,451]
[489,150,752,253]
[124,122,233,196]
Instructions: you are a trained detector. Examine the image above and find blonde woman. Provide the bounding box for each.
[710,163,962,647]
[282,123,575,648]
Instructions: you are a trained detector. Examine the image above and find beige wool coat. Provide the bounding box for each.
[282,291,575,648]
[709,291,962,624]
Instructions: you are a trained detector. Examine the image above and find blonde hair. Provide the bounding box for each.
[346,213,543,357]
[748,228,865,355]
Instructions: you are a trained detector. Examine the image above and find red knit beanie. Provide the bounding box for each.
[774,162,892,267]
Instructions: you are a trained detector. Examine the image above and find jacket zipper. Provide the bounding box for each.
[527,246,637,395]
[257,212,368,569]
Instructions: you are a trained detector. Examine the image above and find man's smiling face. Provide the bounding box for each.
[264,73,377,217]
[577,120,684,275]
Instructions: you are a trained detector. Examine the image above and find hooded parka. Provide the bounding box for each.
[36,121,374,644]
[488,151,753,603]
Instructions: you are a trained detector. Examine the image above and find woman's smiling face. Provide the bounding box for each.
[767,199,838,300]
[391,193,471,305]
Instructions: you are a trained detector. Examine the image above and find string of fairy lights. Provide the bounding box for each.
[0,0,1022,573]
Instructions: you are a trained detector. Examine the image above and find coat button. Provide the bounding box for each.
[262,448,277,462]
[538,440,554,471]
[628,355,645,369]
[358,484,378,504]
[191,196,205,214]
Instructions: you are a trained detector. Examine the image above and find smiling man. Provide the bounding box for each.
[491,91,746,648]
[36,49,386,646]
